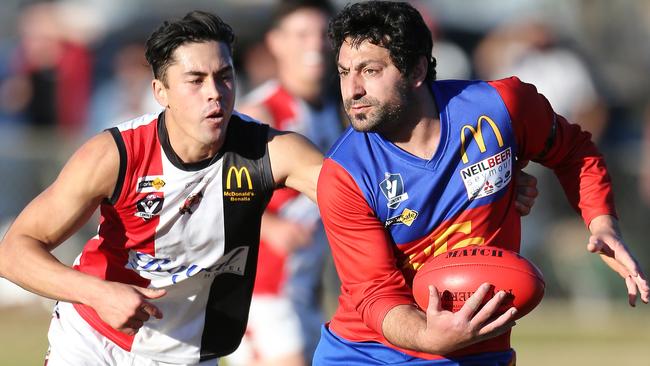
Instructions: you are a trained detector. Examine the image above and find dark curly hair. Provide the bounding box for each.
[145,11,235,85]
[328,1,436,82]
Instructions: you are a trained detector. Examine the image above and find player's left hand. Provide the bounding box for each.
[588,215,650,306]
[515,170,538,216]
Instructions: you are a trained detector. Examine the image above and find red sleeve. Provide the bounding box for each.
[490,77,617,225]
[317,158,414,335]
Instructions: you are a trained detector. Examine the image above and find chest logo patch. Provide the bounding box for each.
[136,176,166,193]
[135,194,164,220]
[224,165,256,202]
[179,192,203,215]
[460,147,512,200]
[385,208,419,227]
[380,173,409,209]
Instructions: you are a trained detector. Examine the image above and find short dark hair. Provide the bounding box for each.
[271,0,335,29]
[145,10,235,84]
[328,1,436,82]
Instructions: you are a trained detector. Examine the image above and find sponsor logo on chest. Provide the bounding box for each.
[126,246,249,284]
[460,147,512,199]
[458,115,512,200]
[385,208,419,227]
[224,165,256,202]
[136,176,166,193]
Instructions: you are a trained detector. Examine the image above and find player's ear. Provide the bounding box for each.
[410,56,428,88]
[266,28,283,59]
[152,78,168,108]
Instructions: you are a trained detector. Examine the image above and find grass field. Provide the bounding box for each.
[513,299,650,365]
[1,299,648,365]
[0,303,51,366]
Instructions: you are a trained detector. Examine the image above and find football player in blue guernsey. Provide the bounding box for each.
[314,1,650,365]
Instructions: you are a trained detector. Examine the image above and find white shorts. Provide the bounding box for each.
[45,301,218,366]
[225,295,303,365]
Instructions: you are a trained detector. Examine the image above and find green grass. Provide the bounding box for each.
[0,304,51,366]
[1,299,648,365]
[513,299,650,366]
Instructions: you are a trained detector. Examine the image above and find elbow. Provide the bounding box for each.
[0,239,9,279]
[0,233,23,279]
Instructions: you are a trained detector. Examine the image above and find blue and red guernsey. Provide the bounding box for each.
[317,77,616,360]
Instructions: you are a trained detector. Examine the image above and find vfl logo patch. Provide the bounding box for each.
[136,176,166,193]
[380,173,409,209]
[135,194,164,220]
[385,208,419,227]
[179,192,203,215]
[460,147,512,200]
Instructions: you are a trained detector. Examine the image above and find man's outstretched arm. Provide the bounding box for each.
[0,132,165,335]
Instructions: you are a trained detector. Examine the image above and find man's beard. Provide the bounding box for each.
[344,82,410,134]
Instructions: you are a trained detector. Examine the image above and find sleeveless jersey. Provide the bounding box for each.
[244,80,341,294]
[72,112,274,363]
[317,77,615,360]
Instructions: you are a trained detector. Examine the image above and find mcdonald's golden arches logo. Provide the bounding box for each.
[460,115,504,164]
[226,166,253,190]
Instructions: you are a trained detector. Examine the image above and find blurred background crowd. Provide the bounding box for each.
[1,0,650,347]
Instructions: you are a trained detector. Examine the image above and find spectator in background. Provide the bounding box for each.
[474,19,608,140]
[0,2,98,270]
[412,0,472,80]
[87,39,160,135]
[225,1,342,365]
[238,40,277,94]
[0,2,93,136]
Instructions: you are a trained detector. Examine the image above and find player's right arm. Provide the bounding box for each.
[240,102,316,252]
[317,158,517,355]
[0,131,164,335]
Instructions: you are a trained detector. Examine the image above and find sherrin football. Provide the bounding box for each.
[412,247,545,320]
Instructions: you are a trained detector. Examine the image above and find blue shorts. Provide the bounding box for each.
[313,325,515,366]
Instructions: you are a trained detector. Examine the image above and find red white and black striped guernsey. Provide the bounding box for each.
[72,111,274,363]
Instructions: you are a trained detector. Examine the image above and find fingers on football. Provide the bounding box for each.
[470,290,510,327]
[476,308,517,340]
[457,283,491,318]
[427,285,442,313]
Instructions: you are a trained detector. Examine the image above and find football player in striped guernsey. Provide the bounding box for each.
[0,10,323,366]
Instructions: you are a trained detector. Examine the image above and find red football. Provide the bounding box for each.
[412,247,545,320]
